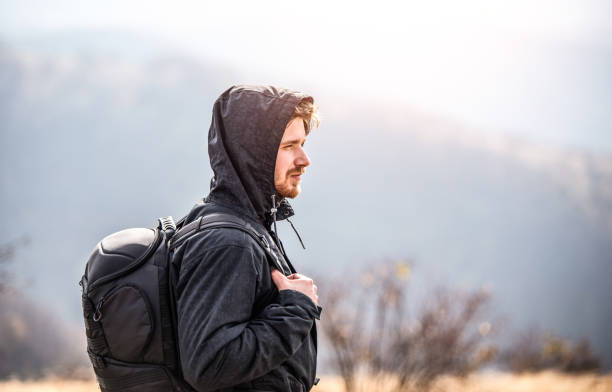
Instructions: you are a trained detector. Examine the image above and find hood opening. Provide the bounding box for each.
[205,85,313,226]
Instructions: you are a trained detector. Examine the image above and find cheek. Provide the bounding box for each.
[275,151,291,180]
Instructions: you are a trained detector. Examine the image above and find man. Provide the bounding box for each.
[171,85,322,392]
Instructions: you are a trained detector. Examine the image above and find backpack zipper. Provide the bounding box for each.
[88,228,162,292]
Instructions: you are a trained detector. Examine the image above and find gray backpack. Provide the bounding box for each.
[80,213,279,392]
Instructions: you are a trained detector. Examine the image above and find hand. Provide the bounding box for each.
[271,270,319,305]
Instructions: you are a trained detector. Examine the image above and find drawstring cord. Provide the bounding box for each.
[270,194,279,240]
[270,195,306,250]
[287,218,306,250]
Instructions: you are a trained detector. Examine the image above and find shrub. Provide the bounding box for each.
[319,261,497,392]
[503,327,601,374]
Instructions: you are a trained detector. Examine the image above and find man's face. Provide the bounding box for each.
[274,118,311,199]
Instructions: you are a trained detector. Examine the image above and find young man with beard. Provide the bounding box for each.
[171,85,322,392]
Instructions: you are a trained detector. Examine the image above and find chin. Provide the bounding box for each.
[279,185,301,199]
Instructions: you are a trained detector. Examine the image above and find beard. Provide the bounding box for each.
[275,167,304,199]
[277,182,301,198]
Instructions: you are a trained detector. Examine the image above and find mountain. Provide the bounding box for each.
[1,42,611,366]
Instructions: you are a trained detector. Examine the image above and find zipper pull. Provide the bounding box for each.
[93,299,104,322]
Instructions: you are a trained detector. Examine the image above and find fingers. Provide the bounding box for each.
[270,269,287,289]
[271,270,319,304]
[288,273,315,282]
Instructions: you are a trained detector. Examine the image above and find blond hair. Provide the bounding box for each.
[290,98,320,135]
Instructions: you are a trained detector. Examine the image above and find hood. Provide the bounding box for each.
[205,85,312,226]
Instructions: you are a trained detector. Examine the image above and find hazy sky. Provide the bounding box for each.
[2,0,611,151]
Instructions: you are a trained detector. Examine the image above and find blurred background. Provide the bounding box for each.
[1,0,611,386]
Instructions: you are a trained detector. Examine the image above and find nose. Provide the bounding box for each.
[295,147,310,168]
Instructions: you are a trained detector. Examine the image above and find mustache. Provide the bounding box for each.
[287,167,306,176]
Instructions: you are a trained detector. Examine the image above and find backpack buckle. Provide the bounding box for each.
[158,216,177,234]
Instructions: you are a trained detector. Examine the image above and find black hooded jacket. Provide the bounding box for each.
[170,85,321,392]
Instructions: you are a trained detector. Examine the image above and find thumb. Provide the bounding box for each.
[271,269,287,289]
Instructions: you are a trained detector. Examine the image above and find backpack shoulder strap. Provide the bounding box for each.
[169,213,284,271]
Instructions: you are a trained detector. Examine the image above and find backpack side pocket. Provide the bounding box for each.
[96,284,155,362]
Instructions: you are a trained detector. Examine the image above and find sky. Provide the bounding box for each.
[1,0,611,152]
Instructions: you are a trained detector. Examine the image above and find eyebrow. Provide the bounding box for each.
[280,138,305,146]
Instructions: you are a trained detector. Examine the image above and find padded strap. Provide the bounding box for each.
[88,349,106,370]
[82,293,109,368]
[97,367,168,391]
[169,213,284,272]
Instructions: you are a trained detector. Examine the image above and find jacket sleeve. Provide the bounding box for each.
[175,241,320,391]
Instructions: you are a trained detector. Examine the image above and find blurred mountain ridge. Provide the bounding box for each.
[325,97,612,235]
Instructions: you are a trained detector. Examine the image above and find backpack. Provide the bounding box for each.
[80,212,283,392]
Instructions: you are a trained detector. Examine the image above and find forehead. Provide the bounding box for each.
[281,118,307,142]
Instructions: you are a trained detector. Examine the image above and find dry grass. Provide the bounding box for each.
[311,371,612,392]
[0,371,610,392]
[0,377,100,392]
